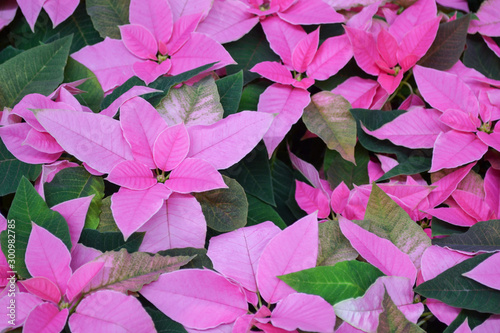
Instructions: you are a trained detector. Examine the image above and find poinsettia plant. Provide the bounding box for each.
[1,0,500,332]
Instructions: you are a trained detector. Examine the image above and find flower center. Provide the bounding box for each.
[156,174,167,183]
[157,53,170,64]
[479,121,492,133]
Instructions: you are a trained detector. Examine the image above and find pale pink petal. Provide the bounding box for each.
[169,0,212,21]
[439,109,480,132]
[100,86,161,118]
[107,160,156,190]
[165,158,226,193]
[436,0,469,12]
[129,0,172,44]
[377,29,399,69]
[485,168,500,217]
[378,184,433,210]
[421,245,472,282]
[472,315,500,332]
[257,212,318,304]
[291,28,319,73]
[16,0,44,31]
[140,269,248,330]
[35,108,134,173]
[278,0,344,25]
[70,244,102,272]
[389,0,437,42]
[196,0,259,44]
[426,207,477,227]
[399,94,425,110]
[463,252,500,290]
[23,303,68,333]
[111,184,172,240]
[21,277,61,303]
[335,322,365,333]
[413,65,480,116]
[66,261,105,302]
[331,182,350,214]
[477,131,500,152]
[376,154,398,174]
[250,62,295,85]
[452,190,494,221]
[0,0,17,31]
[261,16,307,66]
[484,36,500,57]
[26,223,72,295]
[430,131,488,172]
[362,107,449,149]
[331,77,378,109]
[378,71,403,95]
[69,290,155,333]
[426,299,461,326]
[257,84,310,156]
[0,123,61,164]
[170,32,235,75]
[397,17,440,71]
[133,59,172,85]
[468,0,500,37]
[71,38,139,93]
[153,124,190,172]
[120,97,169,169]
[42,0,79,27]
[207,221,281,292]
[51,196,93,249]
[368,160,385,183]
[138,194,206,252]
[345,26,380,76]
[426,163,475,208]
[23,128,63,154]
[119,24,158,60]
[0,293,43,331]
[271,293,335,332]
[295,180,331,218]
[166,14,202,54]
[339,217,417,282]
[307,34,353,80]
[289,151,330,196]
[187,111,274,169]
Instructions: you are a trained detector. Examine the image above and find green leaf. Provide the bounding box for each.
[158,248,213,270]
[224,143,275,206]
[237,80,270,112]
[377,290,425,333]
[356,185,431,270]
[325,145,369,190]
[0,35,72,108]
[101,63,215,110]
[464,33,500,80]
[0,47,23,65]
[0,139,41,196]
[44,167,104,229]
[432,219,500,253]
[279,261,384,305]
[377,149,432,181]
[79,229,144,253]
[414,253,500,314]
[418,14,471,70]
[96,196,119,232]
[431,217,468,237]
[194,176,248,232]
[86,0,130,39]
[145,308,188,333]
[246,194,286,229]
[1,177,71,278]
[317,219,358,266]
[156,76,223,126]
[303,92,356,163]
[224,25,280,84]
[443,309,490,332]
[64,57,104,112]
[216,70,244,117]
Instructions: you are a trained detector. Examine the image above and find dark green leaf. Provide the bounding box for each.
[279,261,384,305]
[1,177,71,278]
[44,167,104,229]
[194,176,248,232]
[224,143,275,206]
[158,248,213,270]
[377,290,425,333]
[79,229,144,253]
[317,219,358,266]
[414,253,500,314]
[86,0,130,39]
[432,219,500,252]
[325,145,369,190]
[0,139,41,196]
[246,194,286,229]
[431,217,468,237]
[377,149,432,181]
[464,33,500,80]
[64,57,104,112]
[237,80,270,112]
[0,46,23,65]
[443,309,489,332]
[145,308,188,333]
[418,14,471,70]
[217,71,243,117]
[224,25,280,84]
[0,35,72,108]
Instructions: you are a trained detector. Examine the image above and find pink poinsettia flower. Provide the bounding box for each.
[141,213,336,333]
[72,0,234,93]
[468,0,500,37]
[250,23,353,155]
[345,0,441,94]
[197,0,344,44]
